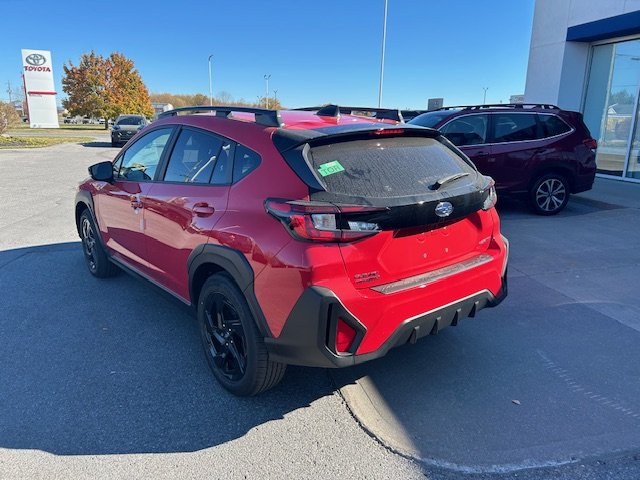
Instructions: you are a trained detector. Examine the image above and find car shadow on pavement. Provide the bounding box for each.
[81,141,118,148]
[0,242,334,456]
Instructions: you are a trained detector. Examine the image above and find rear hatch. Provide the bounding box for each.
[272,127,497,289]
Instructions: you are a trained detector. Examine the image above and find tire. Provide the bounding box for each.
[528,173,570,216]
[79,210,119,278]
[198,273,286,396]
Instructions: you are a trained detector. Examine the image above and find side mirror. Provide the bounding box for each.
[89,161,114,182]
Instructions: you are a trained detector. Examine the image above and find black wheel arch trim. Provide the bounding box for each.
[75,190,102,243]
[187,244,272,338]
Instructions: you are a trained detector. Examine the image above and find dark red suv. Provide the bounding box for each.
[410,104,598,215]
[75,105,509,396]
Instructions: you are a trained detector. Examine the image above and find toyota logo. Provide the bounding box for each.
[435,201,454,218]
[25,54,46,66]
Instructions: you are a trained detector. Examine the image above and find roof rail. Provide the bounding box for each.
[157,105,283,127]
[436,103,560,111]
[295,104,405,122]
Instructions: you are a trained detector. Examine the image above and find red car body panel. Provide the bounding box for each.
[77,108,508,369]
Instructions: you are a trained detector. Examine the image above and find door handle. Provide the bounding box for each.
[192,203,215,217]
[130,194,142,209]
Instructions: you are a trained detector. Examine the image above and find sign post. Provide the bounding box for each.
[21,49,59,128]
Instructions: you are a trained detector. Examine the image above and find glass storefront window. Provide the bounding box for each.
[583,39,640,178]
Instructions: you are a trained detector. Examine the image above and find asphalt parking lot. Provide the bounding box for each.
[1,138,640,479]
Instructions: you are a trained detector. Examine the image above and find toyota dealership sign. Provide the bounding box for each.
[21,49,59,128]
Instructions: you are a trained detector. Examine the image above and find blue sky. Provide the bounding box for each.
[0,0,534,109]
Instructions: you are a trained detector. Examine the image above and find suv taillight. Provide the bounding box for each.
[583,138,598,150]
[265,199,384,242]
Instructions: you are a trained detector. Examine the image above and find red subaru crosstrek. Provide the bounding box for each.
[75,105,509,396]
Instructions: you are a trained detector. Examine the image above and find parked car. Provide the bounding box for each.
[409,104,598,215]
[111,114,148,147]
[75,104,509,396]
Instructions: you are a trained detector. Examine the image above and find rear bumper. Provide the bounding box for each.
[265,271,507,368]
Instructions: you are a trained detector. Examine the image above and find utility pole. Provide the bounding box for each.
[264,74,271,109]
[378,0,388,108]
[6,81,13,103]
[482,87,489,105]
[208,54,214,106]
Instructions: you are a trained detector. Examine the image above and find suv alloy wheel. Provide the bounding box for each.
[529,173,569,215]
[198,274,286,396]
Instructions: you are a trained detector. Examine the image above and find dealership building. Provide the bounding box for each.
[524,0,640,183]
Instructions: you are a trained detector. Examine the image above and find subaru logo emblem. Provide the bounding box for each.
[25,53,46,66]
[435,201,453,218]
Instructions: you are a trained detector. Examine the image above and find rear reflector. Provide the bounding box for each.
[336,318,357,353]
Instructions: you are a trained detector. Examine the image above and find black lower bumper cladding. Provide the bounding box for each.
[265,274,507,368]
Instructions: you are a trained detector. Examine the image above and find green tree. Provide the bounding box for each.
[62,51,154,129]
[103,52,154,122]
[62,51,107,121]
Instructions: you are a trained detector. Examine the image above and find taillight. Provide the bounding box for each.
[482,179,497,211]
[265,199,383,242]
[583,138,598,150]
[335,318,357,353]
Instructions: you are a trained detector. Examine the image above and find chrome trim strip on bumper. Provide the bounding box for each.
[371,253,494,295]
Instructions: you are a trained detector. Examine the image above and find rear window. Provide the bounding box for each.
[409,110,459,128]
[307,137,475,198]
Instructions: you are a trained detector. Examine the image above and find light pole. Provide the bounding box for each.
[264,74,271,109]
[482,87,489,105]
[273,89,278,105]
[208,54,214,106]
[378,0,388,108]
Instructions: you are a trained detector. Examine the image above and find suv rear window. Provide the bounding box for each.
[538,114,571,137]
[307,137,475,198]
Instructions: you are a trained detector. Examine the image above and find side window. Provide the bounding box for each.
[164,129,224,183]
[440,115,488,146]
[211,141,234,185]
[118,128,173,181]
[538,114,571,137]
[232,145,261,182]
[491,114,541,143]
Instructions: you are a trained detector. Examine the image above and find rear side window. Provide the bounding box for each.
[164,129,223,183]
[538,114,571,137]
[491,113,541,143]
[440,115,488,146]
[307,137,475,198]
[233,145,261,182]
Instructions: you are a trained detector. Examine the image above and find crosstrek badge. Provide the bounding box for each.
[317,160,345,177]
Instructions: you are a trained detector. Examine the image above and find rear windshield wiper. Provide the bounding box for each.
[430,172,470,190]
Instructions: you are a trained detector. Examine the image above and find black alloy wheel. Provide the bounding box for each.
[203,293,248,381]
[81,215,98,273]
[79,210,119,278]
[198,274,286,396]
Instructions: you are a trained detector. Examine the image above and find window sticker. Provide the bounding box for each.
[317,160,345,177]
